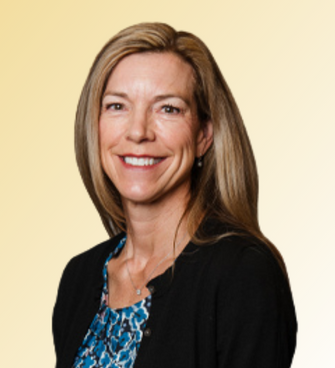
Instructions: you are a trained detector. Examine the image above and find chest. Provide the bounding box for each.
[107,253,180,309]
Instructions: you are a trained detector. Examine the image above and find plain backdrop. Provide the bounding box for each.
[1,0,334,366]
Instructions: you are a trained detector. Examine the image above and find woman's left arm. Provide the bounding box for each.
[216,246,297,367]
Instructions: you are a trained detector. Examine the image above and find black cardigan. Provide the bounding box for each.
[53,221,297,368]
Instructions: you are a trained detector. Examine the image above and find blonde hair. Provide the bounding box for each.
[75,22,287,274]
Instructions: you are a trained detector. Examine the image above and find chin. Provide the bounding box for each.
[119,188,160,205]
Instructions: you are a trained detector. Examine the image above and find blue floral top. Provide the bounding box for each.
[73,237,152,368]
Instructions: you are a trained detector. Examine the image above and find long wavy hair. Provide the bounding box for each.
[75,22,287,275]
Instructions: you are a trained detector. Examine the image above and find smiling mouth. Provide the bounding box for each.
[122,156,164,167]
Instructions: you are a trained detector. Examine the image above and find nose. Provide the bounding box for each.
[126,108,155,143]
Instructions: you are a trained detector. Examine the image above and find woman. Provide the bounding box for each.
[53,23,297,368]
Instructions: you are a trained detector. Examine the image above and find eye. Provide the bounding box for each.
[162,104,181,114]
[106,103,124,110]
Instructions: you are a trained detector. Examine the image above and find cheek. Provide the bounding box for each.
[99,122,109,151]
[98,120,117,174]
[158,119,200,152]
[99,119,121,150]
[176,126,200,154]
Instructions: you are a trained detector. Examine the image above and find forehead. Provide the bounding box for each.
[104,52,196,99]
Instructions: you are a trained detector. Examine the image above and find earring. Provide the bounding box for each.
[197,156,203,167]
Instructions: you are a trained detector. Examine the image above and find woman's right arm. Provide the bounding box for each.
[53,258,77,356]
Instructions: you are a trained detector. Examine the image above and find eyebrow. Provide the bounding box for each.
[102,91,192,106]
[102,91,128,99]
[154,94,191,106]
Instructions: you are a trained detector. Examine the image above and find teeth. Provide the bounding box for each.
[124,157,162,166]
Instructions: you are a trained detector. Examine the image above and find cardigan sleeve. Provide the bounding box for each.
[216,246,297,367]
[52,257,78,358]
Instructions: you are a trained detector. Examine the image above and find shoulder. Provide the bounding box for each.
[198,222,298,365]
[55,232,125,296]
[53,233,126,360]
[53,233,125,328]
[191,218,288,292]
[213,234,282,280]
[196,217,276,262]
[196,218,296,319]
[64,232,124,272]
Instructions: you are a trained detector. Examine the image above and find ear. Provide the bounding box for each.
[196,120,214,157]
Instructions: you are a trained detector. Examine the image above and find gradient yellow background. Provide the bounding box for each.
[1,0,334,366]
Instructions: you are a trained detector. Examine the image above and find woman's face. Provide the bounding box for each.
[99,52,211,207]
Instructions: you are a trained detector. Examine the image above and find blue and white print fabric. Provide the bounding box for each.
[73,236,152,368]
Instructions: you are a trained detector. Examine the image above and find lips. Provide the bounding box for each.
[122,156,164,167]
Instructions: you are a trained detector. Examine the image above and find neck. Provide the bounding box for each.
[122,191,190,261]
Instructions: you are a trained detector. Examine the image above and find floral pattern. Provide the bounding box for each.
[73,236,152,368]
